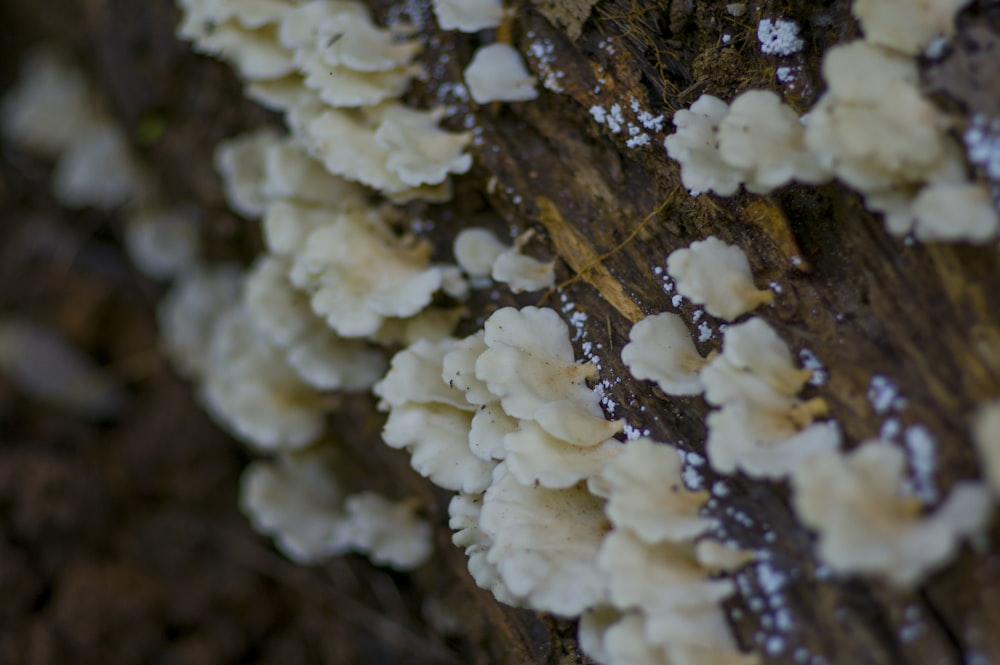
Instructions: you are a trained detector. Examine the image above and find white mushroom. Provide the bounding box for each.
[240,445,353,564]
[791,440,993,587]
[503,420,623,489]
[374,105,473,187]
[441,331,495,406]
[469,403,517,461]
[200,305,326,450]
[666,237,773,320]
[481,465,610,616]
[663,94,745,196]
[911,182,999,243]
[448,493,520,605]
[705,400,840,478]
[375,338,475,411]
[158,264,244,379]
[591,437,716,543]
[215,128,284,219]
[382,403,493,493]
[714,318,813,397]
[621,313,707,396]
[432,0,504,32]
[464,43,539,104]
[717,89,830,193]
[453,228,509,278]
[853,0,973,56]
[343,491,433,570]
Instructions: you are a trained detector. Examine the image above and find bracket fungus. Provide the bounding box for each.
[480,464,611,616]
[240,446,354,564]
[792,440,992,587]
[664,94,745,196]
[464,43,539,104]
[453,228,509,279]
[620,312,708,396]
[432,0,504,32]
[853,0,973,55]
[589,438,716,544]
[666,237,773,321]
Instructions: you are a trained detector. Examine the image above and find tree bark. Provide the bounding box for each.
[4,0,999,664]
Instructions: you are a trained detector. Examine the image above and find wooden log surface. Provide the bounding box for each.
[2,0,999,663]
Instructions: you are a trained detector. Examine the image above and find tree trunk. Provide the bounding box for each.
[3,0,999,664]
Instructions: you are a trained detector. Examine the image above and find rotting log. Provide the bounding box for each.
[4,0,1000,663]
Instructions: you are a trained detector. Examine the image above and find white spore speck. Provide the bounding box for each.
[757,18,804,56]
[776,65,801,83]
[776,609,793,632]
[757,562,787,594]
[626,133,651,148]
[904,425,938,503]
[965,113,1000,180]
[868,375,901,414]
[697,321,714,342]
[799,349,827,386]
[605,103,624,134]
[880,417,901,441]
[682,465,703,490]
[766,636,786,656]
[686,451,705,466]
[712,480,730,497]
[671,294,684,307]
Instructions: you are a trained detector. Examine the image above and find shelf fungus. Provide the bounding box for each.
[791,440,993,587]
[200,304,328,450]
[717,90,830,194]
[240,445,354,564]
[464,43,539,104]
[582,436,757,665]
[701,318,838,478]
[375,338,494,494]
[241,445,432,570]
[432,0,504,32]
[288,209,467,338]
[589,438,716,544]
[476,307,623,441]
[453,228,509,279]
[480,464,611,616]
[666,237,774,321]
[245,256,387,391]
[448,493,519,605]
[664,94,745,196]
[620,312,708,396]
[853,0,973,56]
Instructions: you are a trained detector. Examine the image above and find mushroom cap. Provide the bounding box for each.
[621,312,706,396]
[464,43,539,104]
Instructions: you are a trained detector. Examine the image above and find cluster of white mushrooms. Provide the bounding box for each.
[666,0,999,243]
[622,237,993,590]
[3,0,1000,663]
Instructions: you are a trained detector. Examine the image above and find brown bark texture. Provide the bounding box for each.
[1,0,1000,664]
